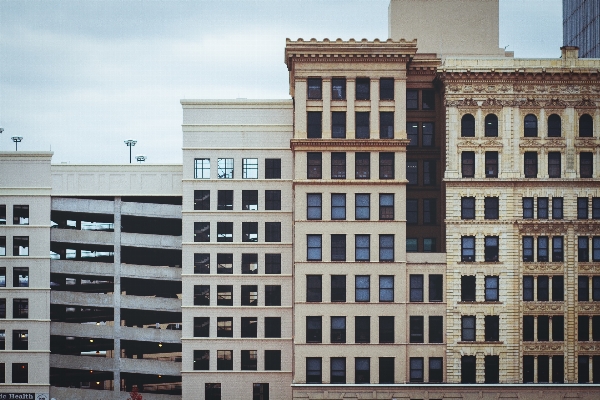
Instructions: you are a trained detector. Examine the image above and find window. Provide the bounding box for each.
[461,197,475,219]
[218,222,234,242]
[522,197,534,219]
[331,275,346,302]
[595,237,600,262]
[548,152,561,178]
[355,235,370,261]
[217,190,233,210]
[331,111,346,138]
[462,276,476,302]
[430,275,443,302]
[307,112,322,138]
[307,152,322,179]
[552,197,563,219]
[406,238,417,252]
[379,153,394,179]
[462,152,475,177]
[485,316,499,341]
[429,316,443,343]
[265,285,281,306]
[0,205,5,224]
[306,358,322,383]
[423,160,436,185]
[378,316,394,343]
[522,276,534,301]
[553,356,564,383]
[485,276,499,301]
[422,122,434,146]
[523,316,534,341]
[407,122,418,146]
[306,316,322,343]
[355,276,370,302]
[242,190,258,210]
[537,197,549,219]
[461,236,475,262]
[13,268,28,287]
[581,152,593,178]
[307,193,322,220]
[380,112,394,139]
[538,236,549,262]
[379,276,394,302]
[11,205,28,225]
[332,78,346,100]
[523,355,535,383]
[429,358,443,383]
[12,363,28,384]
[553,316,564,341]
[485,151,498,178]
[13,299,28,319]
[409,358,424,383]
[406,161,418,185]
[355,193,370,220]
[331,152,346,179]
[462,316,476,341]
[194,317,209,337]
[307,235,322,261]
[217,317,233,337]
[13,237,28,256]
[217,253,233,274]
[380,78,394,100]
[594,316,600,340]
[379,194,394,220]
[354,152,370,179]
[484,197,499,219]
[538,315,550,341]
[579,237,589,262]
[264,317,281,338]
[306,275,322,302]
[194,285,210,305]
[579,356,589,383]
[553,275,564,301]
[12,330,27,351]
[241,222,257,242]
[0,299,5,318]
[461,114,475,137]
[241,317,257,338]
[264,190,281,211]
[331,358,346,384]
[484,356,500,384]
[216,285,233,306]
[194,158,210,179]
[331,316,346,343]
[307,78,322,99]
[205,383,221,400]
[194,222,210,243]
[217,158,233,179]
[265,350,281,371]
[548,114,561,137]
[194,190,210,210]
[422,90,435,109]
[355,317,370,343]
[241,285,258,306]
[242,158,258,179]
[265,158,281,179]
[331,193,346,220]
[265,222,281,242]
[379,235,394,261]
[553,236,564,262]
[485,114,498,137]
[217,350,233,370]
[379,357,395,384]
[253,383,269,400]
[405,199,418,224]
[524,114,538,137]
[423,199,436,224]
[355,112,370,138]
[524,152,538,178]
[579,316,590,341]
[410,316,424,343]
[578,197,589,219]
[329,234,346,261]
[0,330,4,350]
[406,89,418,109]
[410,275,423,302]
[484,236,499,262]
[579,113,593,137]
[265,253,281,274]
[355,78,370,100]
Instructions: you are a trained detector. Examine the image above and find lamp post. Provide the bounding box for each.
[11,136,23,151]
[136,155,147,163]
[124,139,137,163]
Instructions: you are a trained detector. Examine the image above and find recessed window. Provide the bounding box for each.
[410,274,423,302]
[406,161,417,184]
[553,236,564,262]
[194,158,210,179]
[461,276,476,302]
[548,114,561,137]
[331,316,346,343]
[484,236,499,262]
[307,112,322,138]
[218,222,234,242]
[379,194,394,220]
[331,152,346,179]
[355,152,370,179]
[429,316,443,343]
[379,78,394,100]
[194,285,210,305]
[13,205,28,225]
[0,205,5,224]
[461,114,475,137]
[331,275,346,302]
[485,316,499,341]
[552,197,563,219]
[307,235,322,261]
[12,363,28,384]
[422,122,434,146]
[409,358,424,383]
[0,298,5,318]
[379,357,395,384]
[581,152,593,178]
[355,316,370,343]
[524,114,538,137]
[192,221,209,242]
[331,357,346,384]
[461,236,475,262]
[307,193,322,220]
[217,317,233,337]
[306,275,322,302]
[538,236,549,262]
[407,200,419,225]
[264,317,281,338]
[217,190,233,210]
[407,122,418,146]
[307,78,322,99]
[194,317,209,337]
[217,350,233,370]
[461,152,475,178]
[379,276,394,302]
[241,350,257,371]
[13,237,28,256]
[485,114,498,137]
[265,158,281,179]
[485,276,499,301]
[379,234,394,261]
[523,355,534,383]
[578,197,589,219]
[265,222,281,242]
[355,235,370,261]
[332,112,346,138]
[241,253,258,274]
[12,330,28,350]
[424,238,436,252]
[429,275,443,302]
[553,275,565,301]
[194,190,210,210]
[355,276,370,302]
[422,90,435,109]
[355,112,370,139]
[194,351,210,370]
[205,383,220,400]
[524,152,538,178]
[13,268,28,287]
[13,299,28,318]
[331,193,346,220]
[429,358,443,383]
[538,197,549,219]
[331,234,346,261]
[217,158,234,179]
[379,153,394,179]
[241,222,257,242]
[355,193,370,220]
[265,190,281,210]
[485,355,500,384]
[523,276,534,301]
[461,197,475,219]
[579,114,593,137]
[594,237,600,262]
[485,151,498,178]
[461,316,476,341]
[423,199,436,224]
[484,197,499,219]
[216,285,233,306]
[380,112,394,139]
[355,78,370,100]
[548,152,561,178]
[307,152,322,179]
[242,158,258,179]
[306,358,322,383]
[306,316,322,343]
[379,316,394,343]
[265,253,281,274]
[423,160,436,185]
[406,89,418,110]
[242,190,258,210]
[409,316,424,343]
[332,78,346,100]
[265,285,281,306]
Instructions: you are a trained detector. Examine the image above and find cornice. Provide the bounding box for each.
[290,138,409,150]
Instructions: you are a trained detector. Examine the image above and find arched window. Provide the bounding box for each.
[484,114,498,137]
[461,114,475,137]
[524,114,538,137]
[548,114,561,137]
[579,114,593,137]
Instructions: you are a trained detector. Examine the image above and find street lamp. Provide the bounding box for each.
[124,139,137,163]
[11,136,23,151]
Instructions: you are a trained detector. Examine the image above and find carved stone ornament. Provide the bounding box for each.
[545,98,568,108]
[574,222,600,233]
[524,263,563,272]
[519,139,542,148]
[498,85,511,93]
[574,97,595,108]
[447,84,460,93]
[457,140,477,147]
[456,97,478,107]
[579,343,599,352]
[483,139,503,147]
[543,139,567,148]
[518,98,541,108]
[517,222,566,234]
[523,343,563,352]
[481,97,504,107]
[579,303,600,313]
[524,303,563,313]
[579,264,600,273]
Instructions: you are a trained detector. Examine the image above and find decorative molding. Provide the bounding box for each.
[573,97,596,109]
[545,98,568,108]
[579,343,600,352]
[523,303,563,313]
[573,222,600,233]
[290,138,409,150]
[523,263,564,273]
[481,97,504,108]
[578,303,600,313]
[523,343,563,352]
[456,139,503,148]
[517,222,566,234]
[578,264,600,273]
[519,138,542,148]
[574,138,599,148]
[543,139,567,148]
[517,97,542,108]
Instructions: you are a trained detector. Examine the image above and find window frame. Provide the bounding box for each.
[194,158,210,179]
[217,158,234,179]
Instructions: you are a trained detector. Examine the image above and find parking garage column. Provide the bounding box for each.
[114,196,122,393]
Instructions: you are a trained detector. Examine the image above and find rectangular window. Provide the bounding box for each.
[410,316,424,343]
[265,222,281,242]
[409,358,424,383]
[429,358,443,383]
[538,236,549,262]
[553,236,564,262]
[265,158,281,179]
[307,152,322,179]
[424,238,436,252]
[406,89,418,110]
[216,285,233,306]
[379,78,394,100]
[461,236,475,262]
[331,111,346,138]
[429,275,443,302]
[307,193,322,220]
[552,197,563,219]
[306,275,322,302]
[307,112,322,138]
[194,158,210,179]
[422,122,434,146]
[553,315,564,341]
[355,152,370,179]
[485,276,499,301]
[241,350,257,371]
[379,357,395,384]
[216,253,233,275]
[379,316,394,343]
[523,276,534,301]
[523,316,534,341]
[484,236,499,262]
[307,77,322,99]
[306,316,322,343]
[579,237,590,262]
[331,358,346,384]
[355,78,370,100]
[579,276,590,301]
[307,235,322,261]
[355,193,370,220]
[406,199,418,224]
[264,317,281,338]
[462,316,476,341]
[355,317,370,343]
[593,198,600,219]
[429,316,443,343]
[241,285,258,306]
[217,190,233,210]
[12,330,28,350]
[462,151,475,178]
[194,317,209,337]
[194,285,210,305]
[422,90,435,109]
[265,285,281,306]
[379,276,394,302]
[406,238,417,252]
[485,151,498,178]
[524,152,538,178]
[331,316,346,343]
[355,275,370,302]
[537,197,549,219]
[0,299,5,318]
[241,317,258,338]
[484,197,499,219]
[242,190,258,211]
[406,161,417,184]
[461,197,475,219]
[380,112,394,139]
[548,152,561,178]
[578,197,589,219]
[595,238,600,262]
[217,222,234,242]
[523,356,534,383]
[485,316,499,341]
[265,190,281,211]
[10,205,27,225]
[423,160,436,185]
[331,152,346,179]
[580,152,593,178]
[13,299,28,318]
[423,198,436,224]
[379,194,394,220]
[332,78,346,100]
[217,158,234,179]
[355,112,370,139]
[331,275,346,302]
[331,193,346,220]
[217,317,233,337]
[205,383,221,400]
[462,275,476,302]
[407,122,418,146]
[379,234,394,261]
[13,268,28,287]
[484,356,500,384]
[242,158,258,179]
[410,275,424,302]
[0,205,5,224]
[12,363,28,383]
[538,315,550,341]
[13,237,28,256]
[579,315,590,341]
[553,275,564,301]
[194,190,210,210]
[0,330,5,350]
[217,350,233,370]
[265,253,281,274]
[241,222,257,242]
[523,197,534,219]
[593,316,600,341]
[306,358,322,383]
[355,234,370,261]
[379,153,394,179]
[579,356,589,383]
[553,356,564,383]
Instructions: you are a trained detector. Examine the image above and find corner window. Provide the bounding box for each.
[242,158,258,179]
[485,114,498,137]
[218,222,234,242]
[241,222,257,242]
[307,193,322,220]
[355,152,370,179]
[265,158,281,179]
[461,152,475,178]
[194,190,210,210]
[194,158,210,179]
[307,152,322,179]
[307,112,322,138]
[379,112,394,139]
[306,275,322,302]
[332,78,346,100]
[355,112,370,139]
[331,152,346,179]
[379,152,394,179]
[524,114,538,137]
[548,114,561,137]
[379,78,394,100]
[13,205,28,225]
[307,78,322,99]
[331,112,346,138]
[217,158,234,179]
[461,114,475,137]
[355,78,370,100]
[579,114,593,137]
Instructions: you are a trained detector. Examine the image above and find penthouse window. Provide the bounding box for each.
[194,190,210,210]
[581,152,593,178]
[461,152,475,177]
[242,190,258,210]
[332,78,346,100]
[331,316,346,343]
[194,158,210,179]
[307,78,322,99]
[485,114,498,137]
[379,153,394,179]
[355,152,370,179]
[13,237,28,256]
[461,114,475,137]
[194,285,210,305]
[265,190,281,210]
[355,78,370,100]
[548,152,561,178]
[380,112,394,139]
[217,190,233,210]
[379,78,394,100]
[194,222,210,242]
[331,275,346,302]
[241,317,257,337]
[307,152,322,179]
[331,152,346,179]
[548,114,561,137]
[524,152,538,178]
[217,222,233,242]
[524,114,538,137]
[217,158,233,179]
[13,205,28,225]
[307,112,322,138]
[241,222,257,242]
[355,112,370,139]
[265,158,281,179]
[332,112,346,138]
[579,114,593,137]
[485,152,498,177]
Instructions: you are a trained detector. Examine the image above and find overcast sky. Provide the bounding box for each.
[0,0,562,164]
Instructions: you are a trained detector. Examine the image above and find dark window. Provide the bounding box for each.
[579,276,589,301]
[429,275,443,302]
[484,236,499,262]
[355,78,370,100]
[593,316,600,341]
[306,275,322,302]
[485,152,498,177]
[216,285,233,306]
[410,316,424,343]
[331,316,346,343]
[331,357,346,384]
[265,285,281,306]
[523,237,534,262]
[484,197,499,219]
[579,315,590,341]
[0,268,4,287]
[523,197,534,219]
[379,194,394,220]
[332,78,346,100]
[379,357,395,384]
[194,317,209,337]
[524,114,538,137]
[217,350,233,370]
[12,237,28,256]
[242,190,258,210]
[12,363,28,384]
[380,78,394,100]
[524,152,538,177]
[461,356,476,383]
[429,358,443,383]
[485,355,500,383]
[331,275,346,302]
[0,205,5,225]
[379,234,394,261]
[422,90,435,109]
[578,197,589,219]
[407,122,418,146]
[523,316,534,341]
[217,222,234,242]
[409,358,424,383]
[355,275,370,302]
[422,122,434,146]
[264,317,281,338]
[462,152,475,178]
[307,152,322,179]
[379,316,394,343]
[307,193,322,220]
[241,285,257,306]
[217,190,233,210]
[538,315,549,341]
[265,253,281,274]
[0,299,5,318]
[307,235,322,261]
[217,253,233,275]
[379,153,394,179]
[485,276,499,301]
[241,253,258,275]
[355,152,370,179]
[331,193,346,220]
[461,236,475,262]
[307,78,322,99]
[553,275,564,301]
[355,358,370,384]
[423,199,436,224]
[205,383,221,400]
[12,330,27,350]
[355,234,370,261]
[194,285,210,306]
[355,193,370,220]
[307,112,322,138]
[538,236,549,262]
[194,253,210,274]
[306,358,322,383]
[579,114,593,137]
[537,276,549,301]
[548,152,561,178]
[594,237,600,262]
[355,316,370,343]
[462,316,476,341]
[581,152,593,178]
[379,276,394,302]
[429,316,443,343]
[423,160,436,185]
[523,356,535,383]
[241,317,257,338]
[579,237,590,262]
[485,114,498,137]
[241,222,257,242]
[523,276,534,301]
[13,268,28,287]
[253,383,269,400]
[265,222,281,242]
[553,236,563,262]
[355,112,370,139]
[406,161,418,184]
[265,190,281,211]
[548,114,561,137]
[265,158,281,179]
[579,356,589,383]
[331,152,346,179]
[380,112,394,139]
[461,197,475,219]
[595,276,600,300]
[332,112,346,138]
[538,197,549,219]
[410,275,423,302]
[194,190,210,210]
[461,114,475,137]
[553,356,564,383]
[217,317,233,337]
[13,299,28,318]
[553,315,564,341]
[306,316,322,343]
[552,197,563,219]
[406,89,418,110]
[461,276,476,302]
[485,316,499,341]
